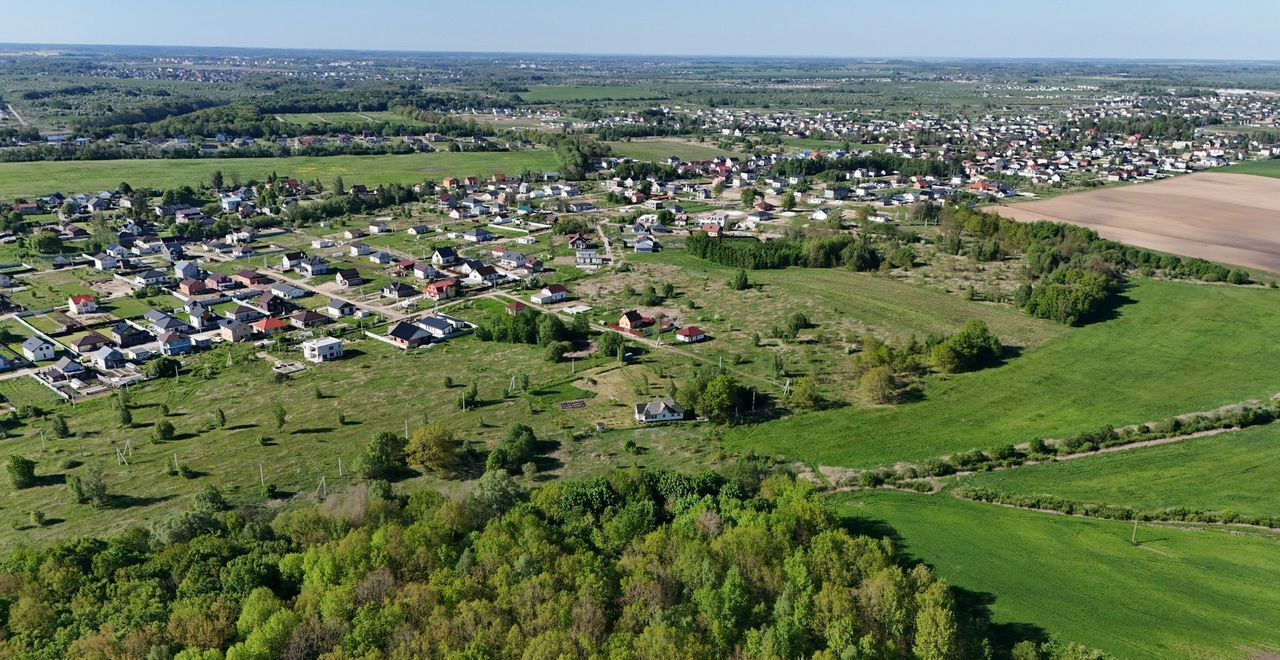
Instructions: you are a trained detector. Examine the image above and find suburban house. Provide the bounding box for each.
[173,261,201,281]
[109,322,150,348]
[90,346,127,370]
[567,233,593,250]
[431,247,458,266]
[70,332,110,353]
[225,305,260,323]
[134,269,169,286]
[408,225,431,235]
[159,332,193,356]
[387,321,431,349]
[425,278,460,301]
[633,236,661,253]
[335,269,365,288]
[298,256,329,277]
[281,251,306,270]
[349,241,371,257]
[369,251,394,266]
[178,278,209,296]
[302,337,344,363]
[22,337,55,362]
[618,310,648,330]
[462,227,494,243]
[68,295,97,315]
[219,319,252,343]
[368,220,388,234]
[412,263,439,280]
[256,293,291,316]
[290,310,329,329]
[418,314,468,340]
[676,326,706,343]
[326,299,356,318]
[382,282,418,299]
[634,398,686,423]
[576,249,607,266]
[252,317,290,336]
[233,270,271,287]
[270,282,308,299]
[205,273,236,290]
[88,253,118,270]
[466,265,500,285]
[498,251,526,269]
[531,284,568,305]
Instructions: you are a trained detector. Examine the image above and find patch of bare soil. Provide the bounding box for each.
[995,172,1280,274]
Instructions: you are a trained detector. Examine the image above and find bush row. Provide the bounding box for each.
[953,486,1280,529]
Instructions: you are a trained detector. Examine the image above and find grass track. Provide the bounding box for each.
[836,491,1280,659]
[0,151,560,198]
[953,424,1280,518]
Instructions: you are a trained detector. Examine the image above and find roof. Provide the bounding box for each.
[69,294,94,304]
[327,299,353,309]
[388,321,429,342]
[21,337,50,351]
[635,398,684,417]
[291,310,327,323]
[434,247,457,257]
[253,318,290,331]
[91,346,123,360]
[676,326,705,338]
[544,284,568,294]
[620,310,644,324]
[418,316,459,334]
[305,336,342,348]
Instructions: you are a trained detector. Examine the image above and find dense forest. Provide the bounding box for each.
[0,465,1068,659]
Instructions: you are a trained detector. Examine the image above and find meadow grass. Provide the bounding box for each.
[1219,159,1280,178]
[0,151,561,198]
[952,424,1280,518]
[521,86,665,102]
[606,139,742,162]
[835,491,1280,659]
[726,278,1280,468]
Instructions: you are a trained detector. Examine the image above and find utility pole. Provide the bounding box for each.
[1131,520,1139,545]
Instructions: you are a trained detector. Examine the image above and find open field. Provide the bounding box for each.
[275,111,423,126]
[954,424,1280,518]
[589,251,1062,389]
[606,138,742,162]
[995,172,1280,274]
[837,491,1280,659]
[0,151,560,198]
[726,278,1280,469]
[0,328,718,549]
[522,85,665,102]
[1219,158,1280,178]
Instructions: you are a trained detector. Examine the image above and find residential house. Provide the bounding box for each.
[173,261,201,281]
[325,299,356,318]
[368,251,394,266]
[281,251,306,270]
[224,305,260,323]
[90,346,126,370]
[256,293,290,316]
[335,269,365,288]
[431,247,458,266]
[462,227,494,243]
[205,273,235,291]
[70,332,110,354]
[408,225,431,235]
[466,265,500,285]
[302,337,344,363]
[68,295,97,315]
[634,398,685,423]
[530,284,568,305]
[567,233,593,250]
[134,269,169,286]
[498,251,526,269]
[159,332,193,356]
[633,236,660,253]
[425,278,460,301]
[146,311,191,335]
[251,317,290,336]
[618,310,647,330]
[368,220,388,234]
[418,315,468,340]
[109,322,150,348]
[178,278,209,296]
[676,326,706,343]
[270,282,308,299]
[382,282,418,299]
[298,256,329,277]
[232,270,271,288]
[22,337,55,362]
[576,249,607,266]
[290,310,328,329]
[88,253,118,271]
[387,321,431,349]
[412,263,439,280]
[218,319,252,343]
[349,241,371,257]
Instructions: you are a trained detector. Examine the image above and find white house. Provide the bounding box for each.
[302,337,344,363]
[530,284,568,305]
[22,337,55,362]
[634,398,685,423]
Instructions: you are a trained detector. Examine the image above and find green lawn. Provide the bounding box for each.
[953,424,1280,518]
[727,278,1280,469]
[0,377,63,409]
[1218,159,1280,178]
[0,151,561,199]
[0,333,708,549]
[606,139,742,163]
[836,491,1280,659]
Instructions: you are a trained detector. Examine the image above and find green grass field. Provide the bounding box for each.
[0,151,560,199]
[606,139,741,162]
[953,424,1280,518]
[836,491,1280,659]
[521,86,665,102]
[726,278,1280,469]
[275,111,424,126]
[1219,159,1280,178]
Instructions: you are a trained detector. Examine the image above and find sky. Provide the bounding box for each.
[3,0,1279,61]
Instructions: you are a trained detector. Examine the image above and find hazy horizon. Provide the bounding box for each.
[4,0,1279,61]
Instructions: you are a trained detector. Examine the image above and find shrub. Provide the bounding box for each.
[7,455,37,489]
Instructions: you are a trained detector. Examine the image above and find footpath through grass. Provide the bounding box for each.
[0,150,560,198]
[953,424,1280,518]
[836,491,1280,659]
[728,278,1280,468]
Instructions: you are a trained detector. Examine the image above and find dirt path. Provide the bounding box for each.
[5,104,29,127]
